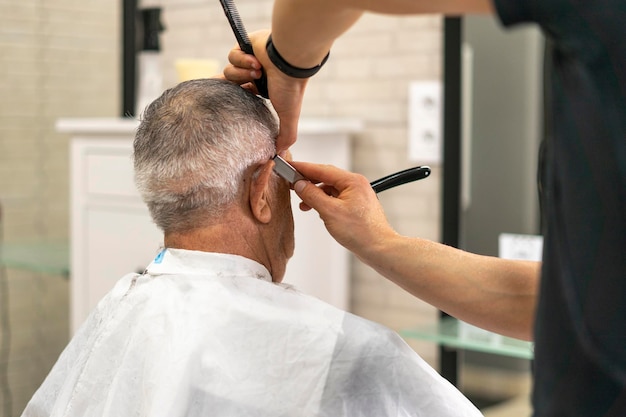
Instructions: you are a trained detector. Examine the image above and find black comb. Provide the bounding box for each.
[219,0,269,98]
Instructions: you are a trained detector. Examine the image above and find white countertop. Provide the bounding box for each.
[56,117,363,136]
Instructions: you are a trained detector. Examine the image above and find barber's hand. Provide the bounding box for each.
[223,44,262,92]
[290,162,398,257]
[223,30,308,152]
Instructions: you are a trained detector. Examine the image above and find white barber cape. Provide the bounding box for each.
[23,248,483,417]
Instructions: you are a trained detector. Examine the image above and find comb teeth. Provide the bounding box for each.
[219,0,253,53]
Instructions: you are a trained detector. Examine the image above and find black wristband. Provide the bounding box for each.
[265,35,329,79]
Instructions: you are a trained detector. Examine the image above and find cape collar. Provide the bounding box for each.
[144,248,273,283]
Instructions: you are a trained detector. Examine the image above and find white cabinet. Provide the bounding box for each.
[59,118,361,334]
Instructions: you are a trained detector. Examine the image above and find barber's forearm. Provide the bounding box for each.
[270,0,494,69]
[360,235,538,341]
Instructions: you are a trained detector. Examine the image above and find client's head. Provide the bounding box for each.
[134,78,294,281]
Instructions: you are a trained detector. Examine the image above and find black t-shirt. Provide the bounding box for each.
[492,0,626,415]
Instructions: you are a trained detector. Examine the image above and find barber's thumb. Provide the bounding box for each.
[293,180,315,212]
[294,179,308,195]
[294,179,319,207]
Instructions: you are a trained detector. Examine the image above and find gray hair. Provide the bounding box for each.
[134,79,278,233]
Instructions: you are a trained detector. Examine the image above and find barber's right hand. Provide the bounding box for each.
[290,162,398,258]
[223,30,308,153]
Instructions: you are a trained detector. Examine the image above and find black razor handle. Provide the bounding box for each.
[219,0,269,98]
[370,166,431,194]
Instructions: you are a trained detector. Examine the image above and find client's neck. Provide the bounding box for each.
[164,213,262,264]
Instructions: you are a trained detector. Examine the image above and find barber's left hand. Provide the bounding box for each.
[223,30,308,153]
[223,44,263,93]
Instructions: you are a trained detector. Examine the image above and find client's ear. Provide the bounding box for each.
[249,162,274,224]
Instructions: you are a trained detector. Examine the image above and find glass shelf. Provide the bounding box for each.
[0,241,70,277]
[401,317,534,360]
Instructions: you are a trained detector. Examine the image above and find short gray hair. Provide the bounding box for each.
[134,79,278,233]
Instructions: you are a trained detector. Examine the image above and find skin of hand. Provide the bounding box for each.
[223,30,308,153]
[291,161,539,341]
[289,161,397,255]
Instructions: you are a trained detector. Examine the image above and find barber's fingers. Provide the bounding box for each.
[292,162,368,193]
[223,64,262,84]
[215,70,257,95]
[240,30,304,151]
[227,45,261,70]
[223,29,305,151]
[291,162,391,252]
[223,46,262,84]
[297,183,336,211]
[293,178,346,218]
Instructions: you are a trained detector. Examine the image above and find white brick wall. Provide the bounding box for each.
[1,1,443,414]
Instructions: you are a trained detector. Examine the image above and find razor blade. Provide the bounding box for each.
[273,155,306,184]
